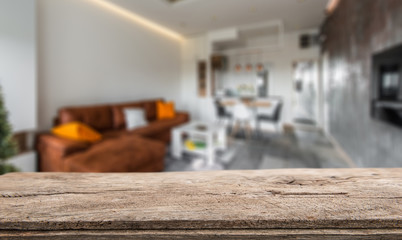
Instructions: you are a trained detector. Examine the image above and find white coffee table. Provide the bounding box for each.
[172,121,227,167]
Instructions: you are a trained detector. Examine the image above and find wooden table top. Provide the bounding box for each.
[220,100,271,107]
[0,169,401,239]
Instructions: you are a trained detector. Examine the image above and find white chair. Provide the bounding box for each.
[231,102,253,139]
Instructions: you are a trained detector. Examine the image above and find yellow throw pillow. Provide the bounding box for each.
[157,101,176,120]
[52,122,102,142]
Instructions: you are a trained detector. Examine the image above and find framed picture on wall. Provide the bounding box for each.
[197,61,207,97]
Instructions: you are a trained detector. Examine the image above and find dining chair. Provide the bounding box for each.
[214,99,232,124]
[231,102,253,139]
[256,99,283,135]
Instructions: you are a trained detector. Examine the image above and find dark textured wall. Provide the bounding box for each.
[321,0,402,167]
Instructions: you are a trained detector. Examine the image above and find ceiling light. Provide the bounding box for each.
[86,0,184,42]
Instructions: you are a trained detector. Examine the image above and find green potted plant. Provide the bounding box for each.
[0,86,19,175]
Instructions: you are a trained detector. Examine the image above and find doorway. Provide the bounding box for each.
[292,60,319,127]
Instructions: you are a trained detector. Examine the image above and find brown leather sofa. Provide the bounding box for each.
[37,99,189,172]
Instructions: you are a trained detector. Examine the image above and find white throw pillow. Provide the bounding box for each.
[123,108,148,130]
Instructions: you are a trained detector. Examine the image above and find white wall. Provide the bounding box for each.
[0,0,37,132]
[181,29,320,125]
[180,36,209,120]
[0,0,37,172]
[262,29,320,123]
[37,0,182,130]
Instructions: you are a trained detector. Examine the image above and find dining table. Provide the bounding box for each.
[220,98,272,108]
[218,98,273,139]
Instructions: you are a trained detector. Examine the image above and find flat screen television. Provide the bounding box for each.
[372,43,402,127]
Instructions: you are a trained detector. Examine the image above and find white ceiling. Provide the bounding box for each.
[108,0,329,37]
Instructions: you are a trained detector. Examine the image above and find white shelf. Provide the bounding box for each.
[183,146,207,156]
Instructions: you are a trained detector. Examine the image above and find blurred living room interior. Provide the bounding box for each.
[0,0,401,174]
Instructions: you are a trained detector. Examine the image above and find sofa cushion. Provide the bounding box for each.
[112,102,142,129]
[131,112,190,138]
[142,101,159,122]
[111,99,161,129]
[52,122,102,143]
[59,105,113,131]
[63,135,165,172]
[101,129,128,140]
[101,112,189,140]
[157,101,176,120]
[124,108,148,130]
[38,134,91,159]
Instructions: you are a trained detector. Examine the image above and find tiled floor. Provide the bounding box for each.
[164,128,352,172]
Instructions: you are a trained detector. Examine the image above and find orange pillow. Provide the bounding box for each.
[52,121,102,143]
[157,101,176,120]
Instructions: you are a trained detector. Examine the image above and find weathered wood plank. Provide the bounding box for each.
[1,229,402,240]
[0,169,401,239]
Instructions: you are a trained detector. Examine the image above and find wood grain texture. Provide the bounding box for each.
[0,169,401,239]
[1,229,402,240]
